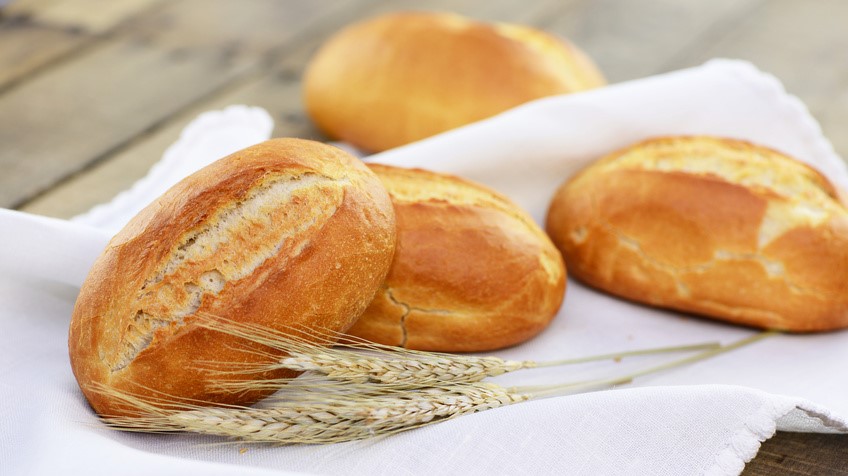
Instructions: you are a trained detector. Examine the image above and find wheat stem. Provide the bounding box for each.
[196,314,722,392]
[519,331,776,398]
[531,341,720,368]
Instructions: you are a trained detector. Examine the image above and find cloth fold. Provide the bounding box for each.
[2,60,846,476]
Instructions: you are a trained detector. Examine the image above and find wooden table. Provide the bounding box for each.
[2,0,846,474]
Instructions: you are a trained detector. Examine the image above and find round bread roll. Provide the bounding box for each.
[346,164,566,351]
[304,11,605,153]
[68,139,396,417]
[546,136,848,331]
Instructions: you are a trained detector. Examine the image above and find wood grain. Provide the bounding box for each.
[10,0,164,33]
[1,0,59,16]
[0,38,253,208]
[541,0,765,82]
[120,0,352,56]
[21,0,568,217]
[0,0,357,208]
[743,432,848,476]
[0,0,165,93]
[662,0,848,160]
[0,17,87,90]
[17,0,386,217]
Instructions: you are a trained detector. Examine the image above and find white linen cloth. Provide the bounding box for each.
[1,59,846,476]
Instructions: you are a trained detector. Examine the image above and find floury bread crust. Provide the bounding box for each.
[346,164,567,351]
[68,139,396,417]
[546,136,848,331]
[304,11,605,153]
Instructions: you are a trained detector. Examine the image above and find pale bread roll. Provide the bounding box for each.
[546,136,848,331]
[304,11,605,153]
[68,139,396,417]
[346,164,567,351]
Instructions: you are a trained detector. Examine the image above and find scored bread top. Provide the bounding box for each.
[577,136,844,248]
[591,136,838,197]
[546,136,848,331]
[109,172,348,372]
[69,139,396,416]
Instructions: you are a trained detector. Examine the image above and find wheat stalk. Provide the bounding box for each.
[195,313,720,392]
[97,331,773,445]
[97,382,528,444]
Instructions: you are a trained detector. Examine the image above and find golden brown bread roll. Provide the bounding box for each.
[546,136,848,331]
[304,11,605,153]
[346,164,566,351]
[68,139,396,417]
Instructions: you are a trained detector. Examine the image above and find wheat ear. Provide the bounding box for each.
[98,382,528,444]
[99,332,772,445]
[195,313,719,392]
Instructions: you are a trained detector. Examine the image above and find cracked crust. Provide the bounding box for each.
[346,164,566,351]
[68,139,396,417]
[546,136,848,331]
[304,11,605,153]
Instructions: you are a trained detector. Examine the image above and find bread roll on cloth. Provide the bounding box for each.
[304,11,605,153]
[68,139,396,417]
[346,164,566,351]
[546,136,848,331]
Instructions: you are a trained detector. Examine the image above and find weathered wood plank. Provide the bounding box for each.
[742,432,848,476]
[0,38,254,208]
[18,66,323,219]
[0,17,88,90]
[21,0,569,218]
[0,0,371,209]
[541,0,765,82]
[121,0,358,55]
[661,0,848,160]
[1,0,59,16]
[662,0,848,104]
[0,0,165,93]
[17,0,848,219]
[17,0,165,33]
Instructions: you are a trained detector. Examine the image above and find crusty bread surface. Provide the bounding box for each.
[68,139,396,417]
[346,164,567,351]
[304,11,605,153]
[545,136,848,331]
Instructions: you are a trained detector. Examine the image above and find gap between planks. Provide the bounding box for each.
[18,0,572,218]
[18,0,749,218]
[15,0,848,219]
[0,0,373,209]
[0,0,169,93]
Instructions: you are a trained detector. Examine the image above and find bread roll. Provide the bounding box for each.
[546,136,848,331]
[304,11,605,153]
[68,139,396,417]
[346,164,566,351]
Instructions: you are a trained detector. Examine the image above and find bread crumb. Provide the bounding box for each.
[239,447,248,454]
